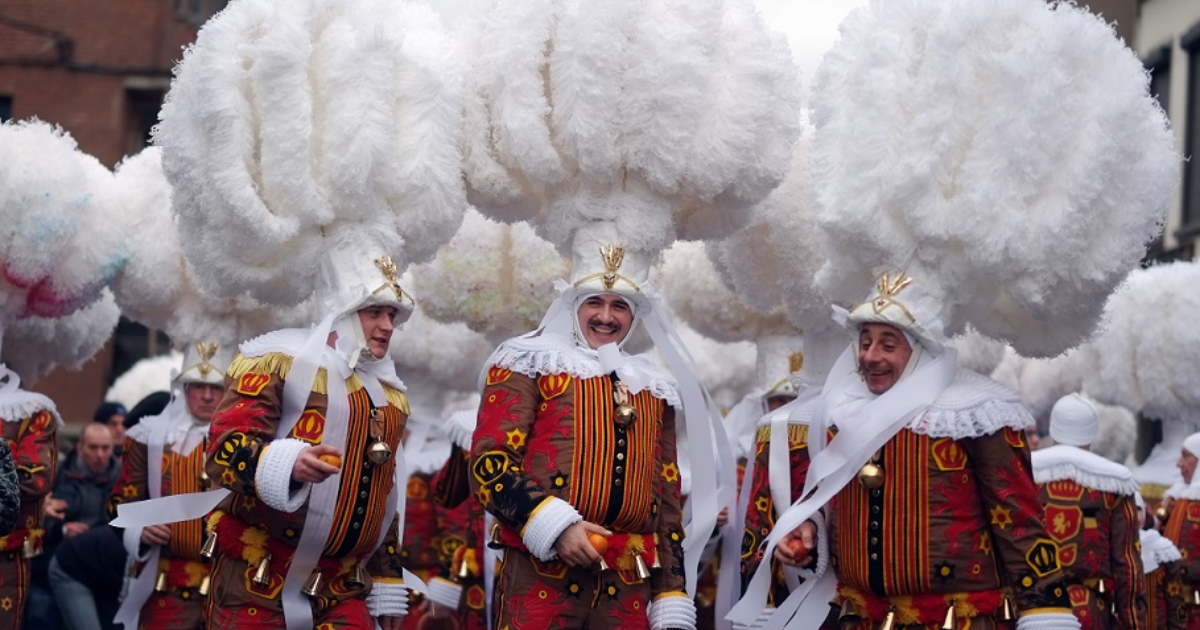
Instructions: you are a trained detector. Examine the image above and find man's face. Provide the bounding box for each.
[105,414,126,445]
[358,306,398,359]
[1180,449,1199,484]
[77,426,113,474]
[857,323,914,395]
[186,382,225,423]
[577,294,634,349]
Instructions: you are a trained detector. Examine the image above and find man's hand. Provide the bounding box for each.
[716,506,730,528]
[292,445,342,484]
[44,497,67,520]
[554,521,610,567]
[773,519,817,568]
[141,524,171,547]
[378,615,403,630]
[63,522,89,538]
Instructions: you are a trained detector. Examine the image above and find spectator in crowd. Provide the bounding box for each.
[0,438,18,535]
[51,391,171,630]
[25,424,120,628]
[92,402,127,456]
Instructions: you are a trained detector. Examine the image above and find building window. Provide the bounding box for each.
[1181,23,1200,233]
[110,317,170,386]
[174,0,229,28]
[0,96,11,122]
[124,88,165,156]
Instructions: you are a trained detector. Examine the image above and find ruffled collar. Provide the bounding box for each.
[1031,444,1139,497]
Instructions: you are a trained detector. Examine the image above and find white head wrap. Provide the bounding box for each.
[1049,393,1099,447]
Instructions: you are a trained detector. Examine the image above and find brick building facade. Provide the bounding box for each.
[0,0,221,428]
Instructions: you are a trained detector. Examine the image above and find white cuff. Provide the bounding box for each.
[520,497,582,562]
[796,511,828,581]
[255,438,312,513]
[1016,612,1082,630]
[427,576,463,609]
[649,595,698,630]
[732,609,773,630]
[367,580,409,618]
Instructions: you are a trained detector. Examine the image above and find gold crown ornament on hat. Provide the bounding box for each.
[574,244,641,294]
[176,340,235,386]
[373,255,407,302]
[841,271,945,353]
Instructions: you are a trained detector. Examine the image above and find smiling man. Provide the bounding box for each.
[763,273,1077,630]
[202,253,414,630]
[1158,432,1200,630]
[469,224,697,630]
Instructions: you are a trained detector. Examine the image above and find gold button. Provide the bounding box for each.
[616,453,625,461]
[870,521,879,529]
[870,537,878,545]
[614,479,623,486]
[870,553,879,561]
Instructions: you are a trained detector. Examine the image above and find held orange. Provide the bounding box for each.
[318,454,342,469]
[588,532,609,555]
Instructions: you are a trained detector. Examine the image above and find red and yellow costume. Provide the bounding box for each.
[469,363,688,630]
[429,440,488,630]
[832,423,1073,630]
[1031,446,1146,630]
[0,407,56,629]
[1161,492,1200,630]
[203,352,409,629]
[739,422,811,609]
[108,421,211,630]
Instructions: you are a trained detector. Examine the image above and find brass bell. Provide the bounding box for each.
[456,556,472,580]
[879,609,897,630]
[651,554,661,569]
[597,557,610,572]
[1155,504,1169,523]
[487,524,504,550]
[1001,595,1015,621]
[348,563,367,589]
[1097,579,1106,595]
[615,404,638,425]
[1192,587,1199,607]
[252,554,272,587]
[155,571,168,593]
[838,599,864,627]
[200,531,218,560]
[940,602,958,630]
[198,469,211,488]
[857,462,885,489]
[367,439,393,466]
[198,575,211,597]
[634,553,652,580]
[302,570,324,597]
[21,536,40,559]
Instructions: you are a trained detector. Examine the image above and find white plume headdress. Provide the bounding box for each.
[461,0,801,596]
[1080,262,1200,491]
[812,0,1176,358]
[0,119,129,420]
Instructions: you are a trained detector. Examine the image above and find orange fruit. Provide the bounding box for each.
[587,532,609,555]
[318,454,342,469]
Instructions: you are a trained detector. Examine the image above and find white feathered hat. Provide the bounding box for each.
[812,0,1177,361]
[154,0,466,329]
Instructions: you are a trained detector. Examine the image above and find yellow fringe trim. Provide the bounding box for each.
[755,424,808,445]
[228,352,409,415]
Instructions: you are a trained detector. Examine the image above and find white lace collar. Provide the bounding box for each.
[1031,444,1139,497]
[485,332,681,407]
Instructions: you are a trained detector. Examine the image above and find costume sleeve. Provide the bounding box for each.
[469,371,559,534]
[1108,493,1146,630]
[107,438,149,522]
[965,428,1071,612]
[0,438,19,535]
[652,405,687,598]
[206,354,291,503]
[432,444,471,510]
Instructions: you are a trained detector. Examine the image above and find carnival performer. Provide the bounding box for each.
[730,1,1175,629]
[1160,433,1200,630]
[427,409,489,630]
[1140,529,1185,630]
[1031,394,1145,630]
[470,227,703,630]
[107,343,229,630]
